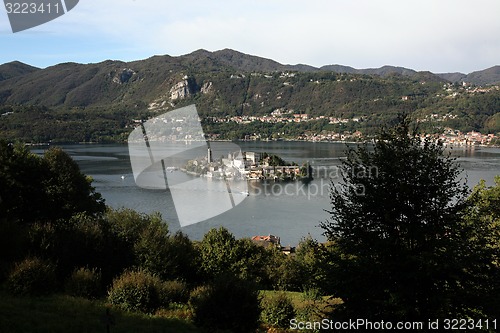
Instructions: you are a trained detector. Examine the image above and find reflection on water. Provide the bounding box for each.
[33,142,500,245]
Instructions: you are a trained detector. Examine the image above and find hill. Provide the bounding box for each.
[465,66,500,85]
[189,48,318,73]
[0,49,498,142]
[0,61,39,81]
[321,64,418,77]
[437,72,467,83]
[437,66,500,85]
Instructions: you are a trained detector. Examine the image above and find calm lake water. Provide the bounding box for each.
[32,142,500,245]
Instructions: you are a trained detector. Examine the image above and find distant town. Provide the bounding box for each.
[134,109,499,147]
[206,108,499,146]
[295,127,498,146]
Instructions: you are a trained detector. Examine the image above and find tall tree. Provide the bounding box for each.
[198,227,240,278]
[198,226,273,284]
[320,117,494,320]
[0,141,105,223]
[0,141,47,223]
[42,147,105,220]
[462,177,500,317]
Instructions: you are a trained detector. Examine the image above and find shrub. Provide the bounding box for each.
[295,300,321,331]
[107,270,162,313]
[158,280,189,305]
[0,219,28,282]
[189,274,261,333]
[7,257,57,296]
[260,293,296,329]
[155,303,193,321]
[65,267,102,299]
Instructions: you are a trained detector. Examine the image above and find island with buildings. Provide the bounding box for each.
[182,148,313,181]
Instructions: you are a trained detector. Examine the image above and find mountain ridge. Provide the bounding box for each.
[0,61,40,81]
[1,49,499,85]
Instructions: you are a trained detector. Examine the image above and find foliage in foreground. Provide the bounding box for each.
[189,274,261,333]
[321,117,499,320]
[0,290,201,333]
[108,269,164,314]
[463,176,500,317]
[260,292,296,329]
[0,141,105,224]
[6,257,56,296]
[65,267,102,299]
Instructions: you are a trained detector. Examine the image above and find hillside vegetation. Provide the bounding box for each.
[0,49,499,142]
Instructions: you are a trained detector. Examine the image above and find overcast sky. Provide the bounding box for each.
[1,0,499,73]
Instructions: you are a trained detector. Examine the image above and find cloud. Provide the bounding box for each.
[2,0,499,72]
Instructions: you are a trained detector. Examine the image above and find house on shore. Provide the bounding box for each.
[251,234,296,255]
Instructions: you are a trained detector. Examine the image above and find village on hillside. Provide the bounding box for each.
[295,127,499,145]
[205,108,499,146]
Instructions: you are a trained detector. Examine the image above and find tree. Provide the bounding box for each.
[189,274,261,333]
[104,208,201,283]
[293,236,329,293]
[27,212,125,285]
[198,227,239,278]
[320,117,490,320]
[462,177,500,317]
[42,147,105,220]
[0,141,48,223]
[135,225,200,283]
[197,227,275,284]
[230,238,268,284]
[270,236,330,293]
[0,141,105,223]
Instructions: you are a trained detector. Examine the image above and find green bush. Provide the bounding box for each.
[189,274,261,333]
[65,267,102,299]
[260,293,296,329]
[7,257,57,296]
[158,280,189,305]
[295,300,321,331]
[107,270,162,313]
[294,292,340,332]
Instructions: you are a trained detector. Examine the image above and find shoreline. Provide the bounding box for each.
[24,139,500,149]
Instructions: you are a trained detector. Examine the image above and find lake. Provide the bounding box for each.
[32,142,500,245]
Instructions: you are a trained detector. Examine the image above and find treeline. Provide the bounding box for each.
[0,105,133,143]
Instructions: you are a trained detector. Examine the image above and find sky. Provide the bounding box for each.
[0,0,499,73]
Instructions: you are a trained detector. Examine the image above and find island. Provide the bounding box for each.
[182,148,313,181]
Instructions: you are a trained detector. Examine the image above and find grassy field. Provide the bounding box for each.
[260,290,341,332]
[0,291,202,333]
[260,290,341,309]
[0,290,341,332]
